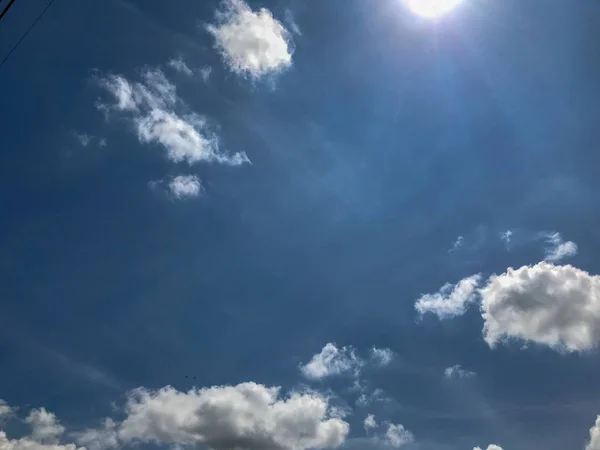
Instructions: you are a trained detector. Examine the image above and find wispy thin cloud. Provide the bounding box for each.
[543,232,578,263]
[96,67,249,166]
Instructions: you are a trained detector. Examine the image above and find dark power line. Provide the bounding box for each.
[0,0,18,21]
[0,0,58,71]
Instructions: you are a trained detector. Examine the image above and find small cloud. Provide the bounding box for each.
[206,0,293,79]
[448,236,464,252]
[74,132,93,147]
[168,175,203,199]
[363,414,377,432]
[200,66,212,83]
[300,343,363,380]
[383,423,414,448]
[444,365,476,379]
[369,347,393,366]
[474,446,504,450]
[356,389,387,408]
[167,57,193,76]
[415,274,482,320]
[98,138,107,148]
[543,232,578,263]
[500,230,512,249]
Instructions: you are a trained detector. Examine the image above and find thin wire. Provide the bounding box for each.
[0,0,17,21]
[0,0,57,71]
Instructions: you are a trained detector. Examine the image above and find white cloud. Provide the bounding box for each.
[0,401,12,419]
[355,389,387,408]
[474,446,503,450]
[0,403,83,450]
[97,68,248,166]
[74,132,92,147]
[443,365,475,379]
[363,415,377,432]
[167,57,193,76]
[284,9,302,36]
[480,262,600,352]
[168,175,203,199]
[116,383,348,450]
[200,66,212,83]
[369,348,393,366]
[0,432,84,450]
[500,230,512,249]
[544,232,578,263]
[586,415,600,450]
[207,0,293,79]
[415,274,482,320]
[74,419,118,450]
[382,423,414,448]
[300,343,363,380]
[448,236,463,252]
[26,409,65,444]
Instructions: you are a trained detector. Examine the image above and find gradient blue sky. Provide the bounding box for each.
[2,1,600,450]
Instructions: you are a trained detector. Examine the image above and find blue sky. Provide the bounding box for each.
[1,0,600,449]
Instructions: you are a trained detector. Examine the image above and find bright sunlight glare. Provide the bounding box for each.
[404,0,463,18]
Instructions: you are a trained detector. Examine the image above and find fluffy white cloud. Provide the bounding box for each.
[587,415,600,450]
[97,68,248,166]
[443,365,475,379]
[415,274,482,320]
[25,409,65,444]
[369,348,393,366]
[363,415,377,432]
[474,446,503,450]
[168,175,203,199]
[0,432,84,450]
[116,383,348,450]
[480,262,600,352]
[300,343,363,380]
[167,57,193,76]
[207,0,293,79]
[0,402,84,450]
[382,423,414,448]
[544,232,578,263]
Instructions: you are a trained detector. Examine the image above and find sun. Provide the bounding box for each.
[403,0,463,18]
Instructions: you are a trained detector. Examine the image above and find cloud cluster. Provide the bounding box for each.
[359,415,413,448]
[97,68,248,166]
[415,275,482,320]
[168,175,203,199]
[544,232,578,263]
[207,0,293,79]
[1,382,349,450]
[481,262,600,352]
[474,446,503,450]
[300,344,393,380]
[0,405,84,450]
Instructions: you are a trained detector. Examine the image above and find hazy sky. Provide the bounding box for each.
[1,1,600,450]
